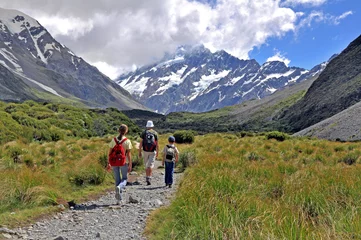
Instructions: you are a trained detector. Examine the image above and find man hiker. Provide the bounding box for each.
[108,124,132,204]
[162,136,179,188]
[139,120,159,185]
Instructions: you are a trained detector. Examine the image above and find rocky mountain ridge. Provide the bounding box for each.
[0,7,145,110]
[118,45,328,114]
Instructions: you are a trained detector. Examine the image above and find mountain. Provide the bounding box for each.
[123,73,319,133]
[117,45,327,114]
[0,7,145,110]
[294,100,361,141]
[279,34,361,132]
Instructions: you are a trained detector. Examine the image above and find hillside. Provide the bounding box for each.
[0,100,140,144]
[294,101,361,141]
[0,7,145,110]
[279,34,361,132]
[150,75,318,133]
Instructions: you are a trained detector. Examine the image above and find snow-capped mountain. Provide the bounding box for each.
[0,7,144,110]
[117,45,327,114]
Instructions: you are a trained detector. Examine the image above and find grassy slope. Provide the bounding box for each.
[0,100,145,227]
[146,134,361,239]
[153,77,316,133]
[280,34,361,132]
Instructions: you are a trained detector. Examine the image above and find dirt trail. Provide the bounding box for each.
[8,160,181,240]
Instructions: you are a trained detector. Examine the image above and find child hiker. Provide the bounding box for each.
[162,136,179,188]
[108,124,132,204]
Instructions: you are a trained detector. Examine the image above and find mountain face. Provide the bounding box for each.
[0,8,145,110]
[117,45,326,114]
[279,34,361,132]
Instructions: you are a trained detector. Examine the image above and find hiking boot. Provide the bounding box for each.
[146,180,151,186]
[115,186,121,200]
[168,184,172,188]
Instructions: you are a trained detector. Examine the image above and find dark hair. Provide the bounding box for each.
[119,124,128,137]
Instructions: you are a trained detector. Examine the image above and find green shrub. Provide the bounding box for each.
[98,153,108,168]
[6,146,23,163]
[174,130,195,144]
[247,152,264,161]
[179,149,197,169]
[266,131,290,141]
[68,165,106,186]
[339,153,359,165]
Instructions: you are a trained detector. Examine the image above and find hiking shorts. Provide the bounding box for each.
[143,151,156,168]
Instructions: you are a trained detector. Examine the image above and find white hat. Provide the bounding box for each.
[146,120,154,128]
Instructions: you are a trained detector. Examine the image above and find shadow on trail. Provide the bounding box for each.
[138,186,166,191]
[69,204,111,211]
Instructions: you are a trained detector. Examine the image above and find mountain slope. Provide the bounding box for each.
[117,45,326,114]
[147,74,318,133]
[294,101,361,141]
[0,7,145,110]
[279,34,361,132]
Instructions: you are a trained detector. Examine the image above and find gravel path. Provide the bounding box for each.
[6,161,182,240]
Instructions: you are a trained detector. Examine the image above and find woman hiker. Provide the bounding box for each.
[108,124,133,204]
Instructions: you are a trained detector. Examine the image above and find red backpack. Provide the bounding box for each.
[109,137,128,167]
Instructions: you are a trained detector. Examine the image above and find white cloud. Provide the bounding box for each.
[282,0,327,7]
[90,61,126,80]
[0,0,352,78]
[297,10,353,29]
[267,51,291,66]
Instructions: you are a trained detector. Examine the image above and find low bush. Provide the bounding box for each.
[174,130,195,144]
[178,149,197,169]
[339,153,360,165]
[266,131,290,141]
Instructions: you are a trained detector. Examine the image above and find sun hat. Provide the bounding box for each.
[168,136,175,142]
[146,120,154,128]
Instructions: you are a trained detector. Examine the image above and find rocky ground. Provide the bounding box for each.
[1,161,182,240]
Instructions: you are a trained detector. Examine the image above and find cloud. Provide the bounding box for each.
[282,0,327,7]
[297,10,353,29]
[266,51,291,66]
[0,0,351,78]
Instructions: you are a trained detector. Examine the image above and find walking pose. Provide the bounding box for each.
[162,136,179,188]
[108,124,132,204]
[139,120,159,185]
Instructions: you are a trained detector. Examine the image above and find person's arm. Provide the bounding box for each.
[156,134,159,158]
[175,148,179,163]
[107,148,112,171]
[138,139,143,158]
[162,147,165,166]
[127,150,132,173]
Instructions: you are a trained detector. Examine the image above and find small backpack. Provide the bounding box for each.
[109,137,128,166]
[165,145,176,161]
[143,130,157,152]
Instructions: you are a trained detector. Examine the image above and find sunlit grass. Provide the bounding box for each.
[146,134,361,239]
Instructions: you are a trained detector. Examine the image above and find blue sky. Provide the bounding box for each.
[249,0,360,69]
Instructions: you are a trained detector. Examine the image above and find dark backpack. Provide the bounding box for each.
[142,130,157,152]
[165,145,176,161]
[109,137,127,166]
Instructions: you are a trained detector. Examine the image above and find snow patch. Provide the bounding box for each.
[190,69,230,100]
[125,76,150,97]
[18,36,27,43]
[266,87,277,93]
[156,56,184,68]
[0,8,41,34]
[0,48,23,73]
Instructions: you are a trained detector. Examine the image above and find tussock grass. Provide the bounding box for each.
[0,137,115,227]
[146,134,361,239]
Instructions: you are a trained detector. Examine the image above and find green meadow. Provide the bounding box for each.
[146,134,361,239]
[1,100,361,239]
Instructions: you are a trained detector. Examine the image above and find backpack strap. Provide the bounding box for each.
[166,145,175,149]
[114,137,120,145]
[119,137,128,145]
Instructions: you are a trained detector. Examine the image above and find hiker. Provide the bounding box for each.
[139,120,159,185]
[162,136,179,188]
[108,124,132,204]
